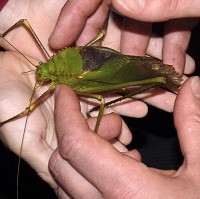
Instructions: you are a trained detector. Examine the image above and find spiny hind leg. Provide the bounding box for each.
[85,13,109,46]
[87,83,163,113]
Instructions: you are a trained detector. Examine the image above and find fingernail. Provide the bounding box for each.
[191,76,200,98]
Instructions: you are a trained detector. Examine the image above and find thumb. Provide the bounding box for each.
[174,77,200,169]
[110,0,200,21]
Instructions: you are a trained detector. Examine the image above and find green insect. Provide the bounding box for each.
[0,19,181,132]
[0,16,181,199]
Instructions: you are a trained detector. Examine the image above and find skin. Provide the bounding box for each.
[107,0,200,20]
[50,76,200,199]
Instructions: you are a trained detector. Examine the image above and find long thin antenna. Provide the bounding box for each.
[0,19,51,199]
[16,81,38,199]
[0,19,51,59]
[1,37,38,67]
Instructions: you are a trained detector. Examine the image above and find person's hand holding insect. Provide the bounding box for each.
[0,0,151,189]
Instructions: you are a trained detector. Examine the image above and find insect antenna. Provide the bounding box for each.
[1,29,44,199]
[0,19,52,199]
[21,69,36,75]
[16,81,39,199]
[0,36,38,67]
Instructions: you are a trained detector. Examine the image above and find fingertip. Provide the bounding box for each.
[54,85,82,134]
[124,149,142,162]
[184,54,195,74]
[88,112,122,139]
[190,76,200,99]
[118,120,132,145]
[55,85,78,106]
[175,76,200,127]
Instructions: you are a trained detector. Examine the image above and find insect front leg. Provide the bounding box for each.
[85,13,109,46]
[0,88,54,127]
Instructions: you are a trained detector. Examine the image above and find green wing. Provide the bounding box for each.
[77,46,180,91]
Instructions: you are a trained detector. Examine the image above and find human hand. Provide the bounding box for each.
[109,0,200,20]
[49,0,197,112]
[0,0,147,188]
[0,49,142,188]
[49,76,200,199]
[0,0,67,188]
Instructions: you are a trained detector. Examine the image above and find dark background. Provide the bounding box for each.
[0,22,200,199]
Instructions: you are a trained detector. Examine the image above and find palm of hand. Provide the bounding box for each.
[0,43,147,187]
[0,50,59,187]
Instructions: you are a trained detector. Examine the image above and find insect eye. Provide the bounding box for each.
[42,75,49,82]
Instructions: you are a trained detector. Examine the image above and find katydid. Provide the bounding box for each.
[0,19,181,131]
[0,17,181,199]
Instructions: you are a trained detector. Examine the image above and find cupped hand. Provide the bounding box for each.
[0,50,143,187]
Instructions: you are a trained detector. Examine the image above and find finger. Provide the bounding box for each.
[102,12,122,51]
[120,18,152,56]
[118,120,133,145]
[87,113,122,140]
[147,36,195,73]
[174,77,200,171]
[110,0,200,21]
[75,0,109,46]
[87,113,132,146]
[124,149,142,162]
[49,149,101,199]
[54,85,137,195]
[110,98,148,118]
[110,139,129,152]
[135,88,177,112]
[49,0,103,49]
[0,62,56,188]
[56,187,71,199]
[163,19,198,75]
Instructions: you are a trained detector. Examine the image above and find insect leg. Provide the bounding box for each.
[87,82,163,114]
[0,88,54,127]
[77,92,105,133]
[0,19,50,59]
[85,13,109,46]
